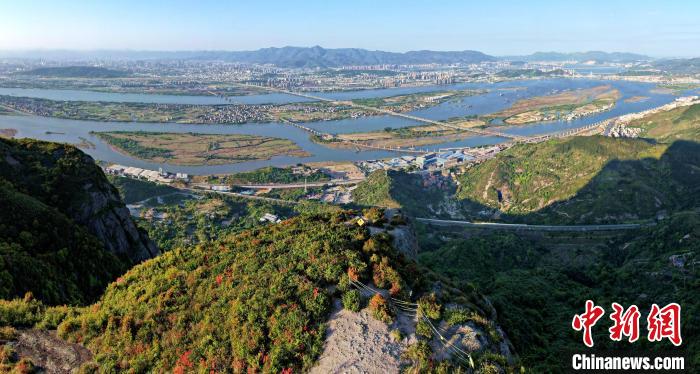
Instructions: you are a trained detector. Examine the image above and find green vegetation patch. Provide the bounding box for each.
[352,170,455,217]
[94,131,309,165]
[351,170,401,208]
[629,103,700,143]
[455,136,700,223]
[97,132,173,159]
[221,166,330,185]
[49,212,410,372]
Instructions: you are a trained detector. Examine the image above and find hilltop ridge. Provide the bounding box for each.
[0,138,158,304]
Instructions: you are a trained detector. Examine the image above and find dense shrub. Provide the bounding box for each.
[418,293,442,320]
[444,307,470,326]
[402,341,433,370]
[368,294,393,324]
[0,326,16,341]
[342,290,362,312]
[415,319,433,338]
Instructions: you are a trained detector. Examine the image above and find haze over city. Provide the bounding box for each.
[1,0,699,57]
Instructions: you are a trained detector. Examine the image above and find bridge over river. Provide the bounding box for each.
[226,84,530,141]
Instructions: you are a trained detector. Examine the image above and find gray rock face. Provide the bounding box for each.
[68,178,160,262]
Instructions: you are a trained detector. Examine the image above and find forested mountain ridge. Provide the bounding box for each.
[0,138,158,262]
[0,138,158,304]
[0,47,496,68]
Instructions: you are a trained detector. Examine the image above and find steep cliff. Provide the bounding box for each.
[0,138,158,304]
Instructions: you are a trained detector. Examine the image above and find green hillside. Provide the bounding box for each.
[351,170,401,208]
[0,211,514,372]
[418,211,699,371]
[628,103,700,142]
[455,136,700,223]
[0,138,156,305]
[352,170,455,217]
[0,179,125,305]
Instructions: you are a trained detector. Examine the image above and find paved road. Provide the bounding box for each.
[190,179,362,190]
[179,186,299,205]
[234,179,364,189]
[415,217,648,232]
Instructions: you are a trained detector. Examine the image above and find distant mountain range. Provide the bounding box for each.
[506,51,651,62]
[653,57,700,74]
[0,47,656,67]
[0,46,495,68]
[190,46,498,68]
[16,66,130,78]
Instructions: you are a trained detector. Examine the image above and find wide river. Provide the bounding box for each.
[0,78,689,174]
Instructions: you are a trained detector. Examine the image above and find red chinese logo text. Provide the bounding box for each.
[572,301,682,347]
[609,302,640,343]
[647,303,682,346]
[572,300,605,347]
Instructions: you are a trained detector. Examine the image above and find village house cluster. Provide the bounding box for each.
[105,164,189,183]
[357,145,504,173]
[0,95,275,124]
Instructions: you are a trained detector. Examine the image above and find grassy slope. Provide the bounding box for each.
[455,135,700,223]
[57,213,372,372]
[40,212,508,372]
[630,103,700,143]
[352,170,456,217]
[1,209,516,373]
[351,170,401,209]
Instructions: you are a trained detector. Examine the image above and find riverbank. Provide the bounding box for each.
[318,120,487,150]
[93,131,310,166]
[0,89,485,126]
[485,85,620,125]
[0,128,17,138]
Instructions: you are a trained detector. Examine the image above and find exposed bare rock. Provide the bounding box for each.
[310,300,407,373]
[9,329,92,374]
[388,226,419,259]
[68,172,159,262]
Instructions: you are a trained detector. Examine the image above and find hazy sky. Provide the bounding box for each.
[1,0,699,57]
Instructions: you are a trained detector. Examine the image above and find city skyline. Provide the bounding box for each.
[1,0,699,57]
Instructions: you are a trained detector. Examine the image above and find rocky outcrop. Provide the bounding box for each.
[8,329,93,374]
[69,173,159,262]
[0,138,159,263]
